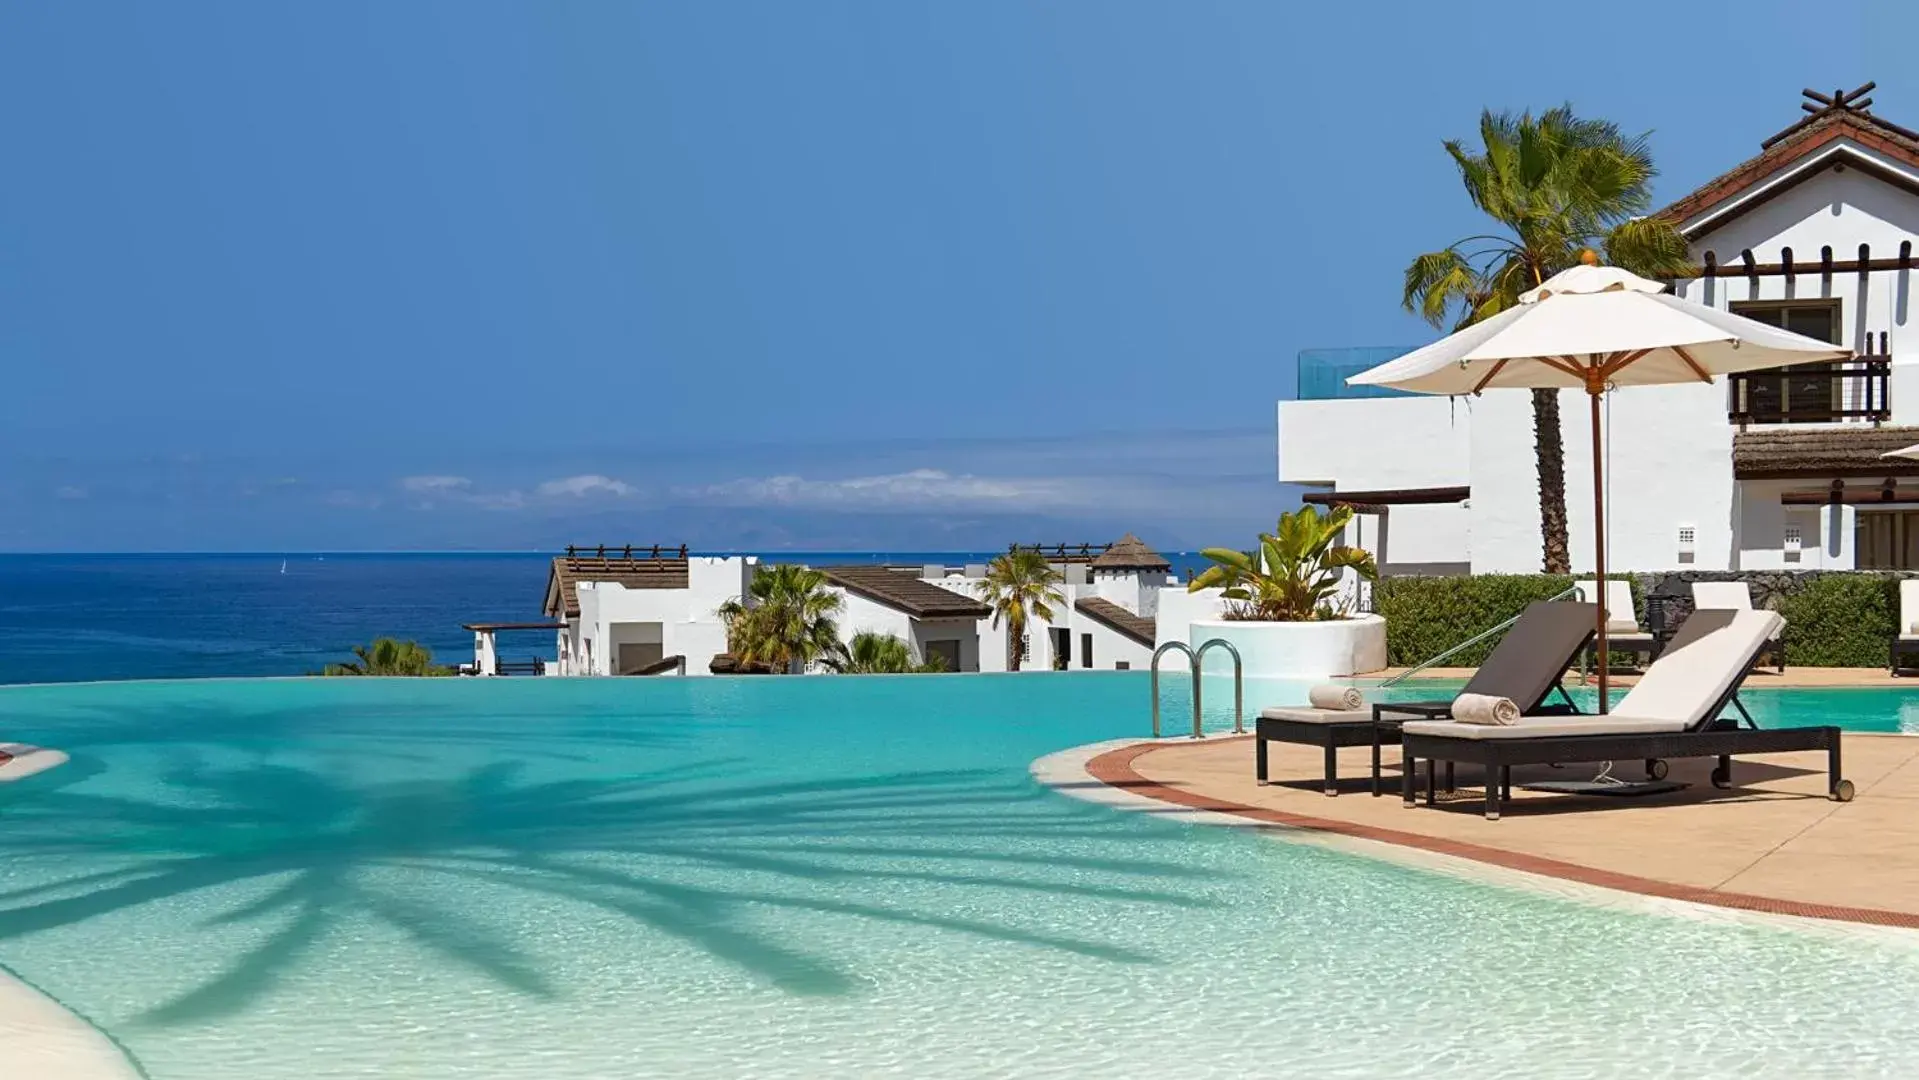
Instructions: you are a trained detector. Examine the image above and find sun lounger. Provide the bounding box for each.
[1690,580,1785,672]
[1255,600,1597,796]
[1890,580,1919,675]
[1573,579,1658,671]
[1399,609,1850,820]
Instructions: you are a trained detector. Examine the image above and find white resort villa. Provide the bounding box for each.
[464,536,1230,677]
[1282,88,1919,575]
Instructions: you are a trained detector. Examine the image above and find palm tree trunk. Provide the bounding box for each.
[1532,388,1571,574]
[1007,612,1023,672]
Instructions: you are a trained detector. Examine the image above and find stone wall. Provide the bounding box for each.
[1632,569,1919,632]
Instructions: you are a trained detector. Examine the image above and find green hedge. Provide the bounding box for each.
[1778,574,1897,667]
[1379,571,1908,669]
[1374,575,1602,667]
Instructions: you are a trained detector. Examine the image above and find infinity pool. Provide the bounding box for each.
[1,674,1916,1078]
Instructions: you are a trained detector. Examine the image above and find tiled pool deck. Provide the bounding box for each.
[1078,733,1919,928]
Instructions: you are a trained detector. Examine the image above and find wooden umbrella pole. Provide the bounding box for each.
[1589,383,1609,714]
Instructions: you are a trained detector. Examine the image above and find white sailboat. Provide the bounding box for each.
[280,559,287,574]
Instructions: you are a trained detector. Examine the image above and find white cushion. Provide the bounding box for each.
[1608,608,1782,724]
[1575,579,1640,633]
[1903,579,1919,631]
[1691,581,1753,610]
[1402,715,1688,740]
[1260,706,1370,725]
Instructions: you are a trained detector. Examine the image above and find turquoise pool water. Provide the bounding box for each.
[0,674,1917,1078]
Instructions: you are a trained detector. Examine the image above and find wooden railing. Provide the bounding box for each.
[1728,337,1890,425]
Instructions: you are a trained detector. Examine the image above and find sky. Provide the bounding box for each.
[0,1,1912,551]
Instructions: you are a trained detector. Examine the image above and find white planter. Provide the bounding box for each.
[1187,614,1387,680]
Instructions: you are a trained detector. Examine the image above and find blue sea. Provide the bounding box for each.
[0,552,1202,685]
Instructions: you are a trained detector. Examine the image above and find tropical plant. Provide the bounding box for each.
[716,564,845,674]
[1403,106,1693,574]
[322,637,453,676]
[829,631,947,674]
[1187,504,1377,622]
[972,550,1065,672]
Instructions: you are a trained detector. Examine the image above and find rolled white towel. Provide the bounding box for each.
[1307,684,1365,711]
[1452,693,1520,726]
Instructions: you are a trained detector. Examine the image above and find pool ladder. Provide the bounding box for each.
[1149,639,1243,739]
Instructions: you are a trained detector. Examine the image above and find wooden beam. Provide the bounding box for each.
[1780,481,1919,505]
[1692,255,1915,279]
[1300,486,1470,507]
[1470,358,1509,394]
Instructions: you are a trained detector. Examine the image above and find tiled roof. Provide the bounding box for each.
[1732,425,1919,479]
[1074,597,1156,646]
[543,553,690,618]
[820,566,992,620]
[1089,533,1170,572]
[1656,93,1919,236]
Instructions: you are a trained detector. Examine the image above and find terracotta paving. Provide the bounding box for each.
[1087,733,1919,928]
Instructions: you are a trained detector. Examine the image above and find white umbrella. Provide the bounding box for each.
[1350,262,1849,709]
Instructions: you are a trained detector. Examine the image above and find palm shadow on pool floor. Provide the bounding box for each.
[0,748,1233,1026]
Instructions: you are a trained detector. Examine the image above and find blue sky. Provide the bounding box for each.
[0,2,1908,551]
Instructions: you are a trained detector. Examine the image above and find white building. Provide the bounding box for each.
[542,546,753,676]
[1280,86,1919,575]
[498,535,1223,677]
[817,564,993,672]
[906,534,1219,672]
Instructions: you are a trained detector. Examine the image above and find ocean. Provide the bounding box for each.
[0,551,1206,685]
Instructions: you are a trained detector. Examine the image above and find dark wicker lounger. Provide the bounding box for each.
[1400,609,1854,821]
[1255,600,1598,796]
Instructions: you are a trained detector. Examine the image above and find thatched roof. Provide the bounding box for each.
[1732,426,1919,480]
[1074,597,1156,646]
[543,552,690,618]
[1089,533,1170,572]
[819,566,991,620]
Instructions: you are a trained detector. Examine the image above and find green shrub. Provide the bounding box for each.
[1376,575,1564,666]
[1778,574,1897,667]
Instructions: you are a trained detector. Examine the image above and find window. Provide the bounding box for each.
[1729,301,1841,422]
[1858,511,1919,570]
[1081,633,1094,669]
[924,639,962,671]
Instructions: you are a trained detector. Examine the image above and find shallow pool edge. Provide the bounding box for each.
[1032,738,1919,949]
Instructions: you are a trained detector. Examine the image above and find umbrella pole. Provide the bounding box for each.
[1589,387,1609,714]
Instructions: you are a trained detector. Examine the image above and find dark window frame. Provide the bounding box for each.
[1727,299,1843,423]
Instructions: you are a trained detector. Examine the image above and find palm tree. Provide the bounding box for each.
[973,550,1064,672]
[1403,106,1693,573]
[830,631,946,674]
[716,564,845,674]
[323,637,450,676]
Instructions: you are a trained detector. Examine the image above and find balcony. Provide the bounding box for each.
[1728,346,1891,426]
[1295,347,1421,401]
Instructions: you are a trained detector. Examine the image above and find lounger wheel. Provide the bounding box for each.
[1832,779,1856,803]
[1645,759,1668,781]
[1710,764,1732,790]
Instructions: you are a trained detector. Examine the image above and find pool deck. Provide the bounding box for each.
[1081,733,1919,929]
[1374,665,1913,688]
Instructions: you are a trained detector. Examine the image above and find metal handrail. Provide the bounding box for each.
[1380,585,1583,687]
[1194,639,1244,734]
[1150,642,1203,739]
